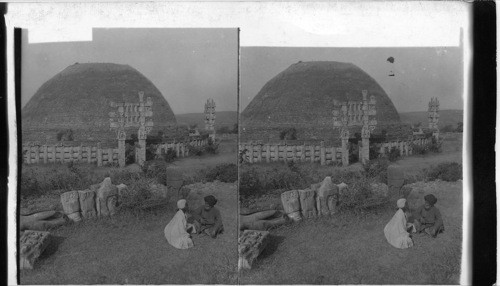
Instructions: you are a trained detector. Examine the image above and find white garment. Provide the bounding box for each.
[164,210,194,249]
[384,209,414,249]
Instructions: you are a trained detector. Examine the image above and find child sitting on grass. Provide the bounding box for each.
[190,195,224,238]
[412,194,445,238]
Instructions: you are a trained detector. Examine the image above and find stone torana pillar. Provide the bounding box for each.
[340,128,350,167]
[428,97,440,140]
[204,98,216,140]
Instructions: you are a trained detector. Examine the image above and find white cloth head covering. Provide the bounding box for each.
[177,199,187,209]
[397,198,406,208]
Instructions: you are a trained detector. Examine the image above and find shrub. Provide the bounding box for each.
[426,162,462,182]
[279,128,297,140]
[205,163,238,183]
[428,137,443,153]
[141,160,168,185]
[188,144,204,156]
[239,168,263,198]
[363,158,390,184]
[204,137,219,155]
[160,148,177,163]
[387,147,400,162]
[56,129,74,141]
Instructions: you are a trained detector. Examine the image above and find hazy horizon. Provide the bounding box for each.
[241,46,464,114]
[21,28,238,114]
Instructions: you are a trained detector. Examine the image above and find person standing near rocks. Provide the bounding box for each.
[164,199,194,249]
[412,194,444,238]
[190,195,224,238]
[384,198,414,249]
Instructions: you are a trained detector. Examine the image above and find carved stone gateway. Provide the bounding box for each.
[238,230,270,270]
[428,97,440,140]
[110,91,154,167]
[204,98,216,140]
[333,90,377,165]
[280,190,302,221]
[20,230,51,269]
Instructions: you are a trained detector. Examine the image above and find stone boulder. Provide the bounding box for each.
[316,177,338,215]
[60,191,81,222]
[280,190,301,221]
[370,183,389,197]
[20,211,66,231]
[238,230,270,269]
[298,189,317,218]
[19,230,51,269]
[337,182,348,195]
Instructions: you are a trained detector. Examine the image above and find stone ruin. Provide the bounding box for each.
[238,230,270,270]
[20,230,51,270]
[280,177,347,221]
[60,177,125,222]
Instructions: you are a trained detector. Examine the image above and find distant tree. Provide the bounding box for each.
[441,125,454,133]
[279,128,297,140]
[189,124,198,130]
[217,126,231,134]
[456,122,463,133]
[57,129,74,141]
[414,122,422,128]
[232,123,238,134]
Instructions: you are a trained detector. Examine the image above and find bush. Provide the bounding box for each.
[188,144,204,156]
[387,147,400,162]
[204,137,219,154]
[239,168,263,198]
[141,160,168,185]
[363,158,390,184]
[205,163,238,183]
[426,162,462,182]
[159,148,177,163]
[56,129,74,141]
[279,128,297,140]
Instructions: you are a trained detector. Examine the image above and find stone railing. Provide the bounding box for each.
[154,138,208,158]
[377,137,431,157]
[239,141,344,166]
[23,142,119,166]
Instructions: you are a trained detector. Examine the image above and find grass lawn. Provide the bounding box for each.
[20,181,238,285]
[239,180,462,285]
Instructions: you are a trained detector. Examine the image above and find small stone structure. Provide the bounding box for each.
[204,98,216,140]
[19,230,51,269]
[61,177,120,221]
[110,91,154,167]
[238,230,270,270]
[316,177,339,215]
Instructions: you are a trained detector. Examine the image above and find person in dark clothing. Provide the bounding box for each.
[190,195,224,238]
[412,194,444,238]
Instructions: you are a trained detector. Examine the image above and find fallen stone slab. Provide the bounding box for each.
[240,216,288,231]
[238,230,270,269]
[19,230,51,270]
[240,210,277,224]
[20,212,66,231]
[240,203,280,216]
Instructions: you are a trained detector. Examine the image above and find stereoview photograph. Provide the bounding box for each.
[238,39,464,284]
[19,28,238,284]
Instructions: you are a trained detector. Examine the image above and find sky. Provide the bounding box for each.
[240,46,464,113]
[21,28,238,114]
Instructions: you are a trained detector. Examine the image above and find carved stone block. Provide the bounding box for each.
[337,182,348,195]
[96,177,118,217]
[19,230,51,269]
[316,177,339,215]
[78,190,97,219]
[280,190,301,221]
[298,189,317,218]
[60,191,81,222]
[238,230,270,269]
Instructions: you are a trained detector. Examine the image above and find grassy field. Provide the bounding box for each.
[20,140,238,285]
[239,135,463,284]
